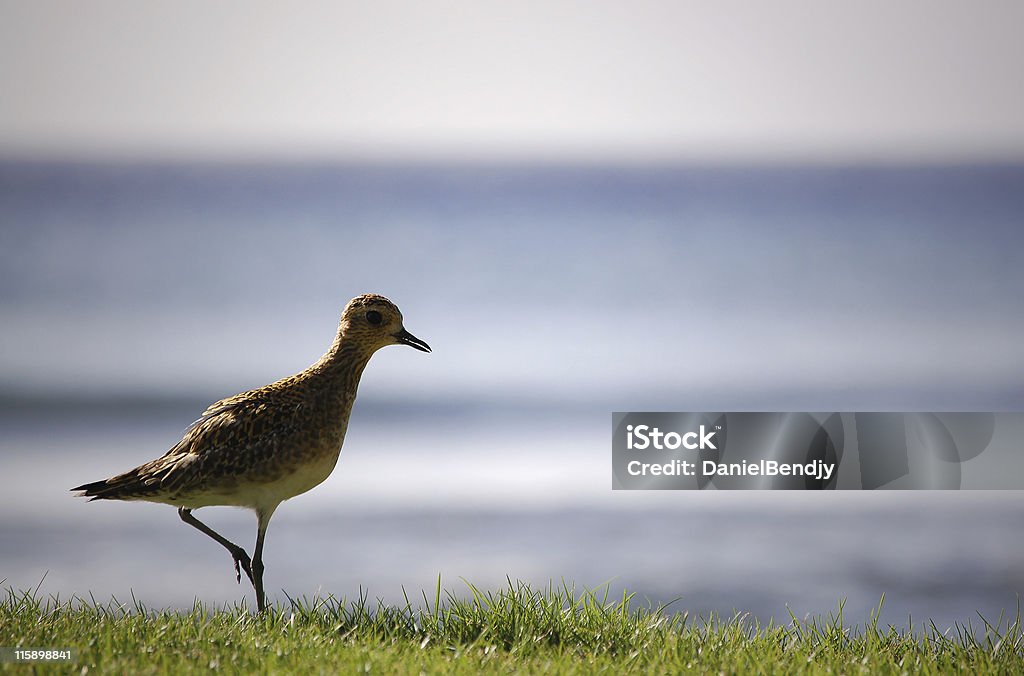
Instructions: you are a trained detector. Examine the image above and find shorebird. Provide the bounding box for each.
[72,294,430,612]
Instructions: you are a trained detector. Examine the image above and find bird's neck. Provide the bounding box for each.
[310,334,374,393]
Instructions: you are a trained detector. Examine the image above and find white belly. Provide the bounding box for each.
[170,450,342,514]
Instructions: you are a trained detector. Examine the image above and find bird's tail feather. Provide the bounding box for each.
[71,470,155,501]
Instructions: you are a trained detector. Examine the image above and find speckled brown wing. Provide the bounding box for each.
[73,389,309,503]
[150,393,312,499]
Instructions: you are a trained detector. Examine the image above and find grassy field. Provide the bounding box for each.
[2,579,1021,674]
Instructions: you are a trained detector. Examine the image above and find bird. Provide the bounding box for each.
[71,294,430,612]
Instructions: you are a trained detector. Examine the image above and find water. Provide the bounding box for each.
[1,160,1023,628]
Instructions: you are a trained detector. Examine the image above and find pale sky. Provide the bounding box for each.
[2,0,1023,162]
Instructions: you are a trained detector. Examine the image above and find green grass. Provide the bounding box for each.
[2,578,1021,674]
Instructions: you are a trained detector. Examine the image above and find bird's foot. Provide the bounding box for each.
[229,546,255,586]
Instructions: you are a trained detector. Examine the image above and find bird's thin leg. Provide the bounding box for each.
[252,510,271,613]
[177,507,255,586]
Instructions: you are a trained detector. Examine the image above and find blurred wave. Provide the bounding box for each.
[2,160,1023,404]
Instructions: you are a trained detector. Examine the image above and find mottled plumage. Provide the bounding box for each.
[72,294,430,611]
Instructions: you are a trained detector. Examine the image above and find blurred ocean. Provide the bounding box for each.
[1,160,1023,629]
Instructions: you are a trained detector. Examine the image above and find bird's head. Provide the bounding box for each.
[340,294,431,354]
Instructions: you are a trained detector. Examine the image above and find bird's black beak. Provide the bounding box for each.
[394,328,431,353]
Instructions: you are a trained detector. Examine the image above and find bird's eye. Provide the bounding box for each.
[365,310,383,325]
